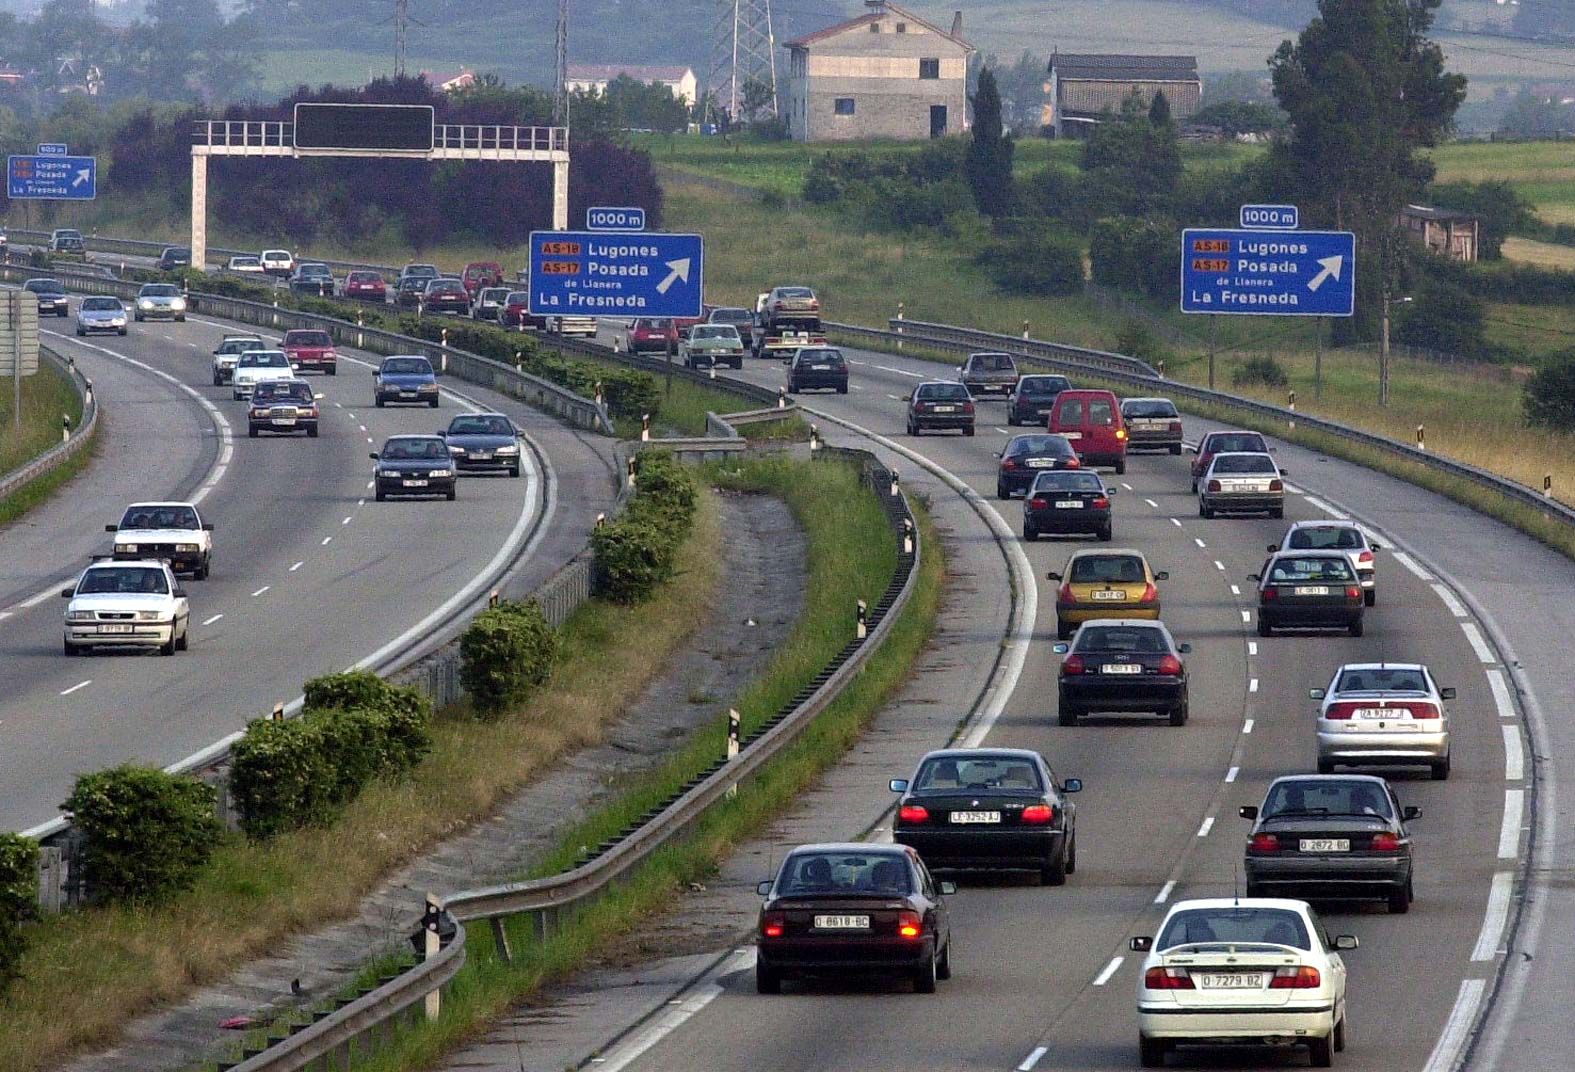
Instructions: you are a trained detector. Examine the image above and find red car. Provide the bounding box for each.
[343,270,387,302]
[1189,429,1272,492]
[1048,389,1127,474]
[281,328,338,376]
[501,290,544,329]
[673,315,704,340]
[625,317,677,353]
[462,261,504,297]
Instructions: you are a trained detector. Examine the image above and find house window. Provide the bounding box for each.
[919,58,940,79]
[896,22,907,32]
[869,22,879,32]
[834,97,856,115]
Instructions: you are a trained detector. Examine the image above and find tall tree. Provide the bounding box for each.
[1267,0,1466,338]
[1148,89,1171,126]
[966,67,1014,217]
[1075,92,1181,220]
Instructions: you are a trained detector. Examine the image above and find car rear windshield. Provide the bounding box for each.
[141,284,180,296]
[1335,666,1427,693]
[382,358,433,375]
[121,505,198,530]
[257,384,312,403]
[1124,399,1177,418]
[285,331,332,347]
[163,247,190,257]
[1263,779,1394,820]
[1007,435,1072,457]
[1018,376,1068,395]
[480,288,510,301]
[232,257,260,266]
[506,292,530,304]
[1068,555,1145,584]
[777,852,911,895]
[348,271,379,282]
[1207,433,1267,453]
[381,438,446,460]
[399,278,427,290]
[405,265,437,276]
[776,287,814,298]
[449,415,512,436]
[1158,908,1309,951]
[1267,557,1355,583]
[78,567,168,595]
[299,264,330,275]
[81,297,121,311]
[1288,525,1364,551]
[240,352,289,368]
[914,754,1042,791]
[1074,625,1167,653]
[918,384,970,400]
[970,353,1016,371]
[711,308,751,322]
[637,318,673,328]
[28,280,64,294]
[691,326,738,341]
[798,349,843,364]
[1031,472,1102,493]
[1212,454,1276,474]
[427,281,464,293]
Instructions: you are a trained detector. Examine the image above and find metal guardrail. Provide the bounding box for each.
[873,317,1161,378]
[7,228,403,278]
[0,345,98,504]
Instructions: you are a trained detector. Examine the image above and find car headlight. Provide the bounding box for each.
[138,299,153,308]
[136,610,163,621]
[171,298,186,310]
[175,543,198,553]
[118,543,138,553]
[419,383,438,391]
[67,610,94,622]
[448,445,465,454]
[496,444,519,455]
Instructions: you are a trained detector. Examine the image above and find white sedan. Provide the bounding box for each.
[1132,897,1354,1068]
[62,560,191,656]
[1271,520,1382,605]
[232,350,297,400]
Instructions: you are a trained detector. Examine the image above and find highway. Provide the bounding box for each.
[0,310,620,833]
[571,338,1523,1072]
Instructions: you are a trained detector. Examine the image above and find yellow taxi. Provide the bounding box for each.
[1048,549,1167,640]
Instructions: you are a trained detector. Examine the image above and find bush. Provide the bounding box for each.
[1089,215,1178,299]
[1114,321,1174,367]
[459,600,561,717]
[0,833,38,989]
[592,453,698,603]
[980,230,1085,296]
[303,669,430,723]
[1524,354,1575,430]
[230,718,335,839]
[1232,356,1290,389]
[62,766,223,904]
[1395,278,1492,361]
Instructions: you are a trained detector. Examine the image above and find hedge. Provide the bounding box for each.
[459,600,561,718]
[592,452,698,603]
[61,766,223,905]
[0,833,38,989]
[303,669,430,724]
[229,718,335,839]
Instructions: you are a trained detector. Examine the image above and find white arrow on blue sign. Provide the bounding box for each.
[528,230,703,318]
[7,154,96,201]
[1181,228,1355,317]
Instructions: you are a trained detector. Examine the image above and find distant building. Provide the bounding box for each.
[565,64,698,107]
[783,0,974,142]
[1399,204,1481,263]
[420,67,477,93]
[1043,53,1202,137]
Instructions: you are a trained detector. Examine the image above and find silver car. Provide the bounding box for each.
[1198,451,1286,518]
[134,283,186,322]
[1312,662,1454,780]
[75,295,127,336]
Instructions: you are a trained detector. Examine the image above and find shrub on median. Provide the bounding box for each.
[303,669,430,725]
[62,766,223,905]
[459,600,561,718]
[592,452,698,603]
[229,718,335,838]
[0,833,39,989]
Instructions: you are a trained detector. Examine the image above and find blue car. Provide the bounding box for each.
[374,355,439,408]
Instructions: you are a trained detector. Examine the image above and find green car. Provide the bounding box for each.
[680,324,745,370]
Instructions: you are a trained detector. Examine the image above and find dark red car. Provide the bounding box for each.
[280,328,337,376]
[461,261,503,297]
[423,278,471,316]
[501,291,533,328]
[343,270,387,303]
[1189,429,1272,492]
[625,317,677,353]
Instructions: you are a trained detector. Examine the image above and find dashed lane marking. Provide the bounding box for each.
[251,586,270,597]
[1225,766,1240,783]
[59,680,91,696]
[1169,517,1182,527]
[289,562,304,572]
[1144,498,1158,508]
[1243,719,1255,734]
[1302,494,1339,515]
[202,613,223,626]
[1248,641,1258,656]
[1487,669,1514,719]
[1154,880,1176,904]
[1017,1047,1048,1072]
[1249,678,1258,693]
[1194,537,1206,548]
[342,516,353,525]
[1215,560,1226,571]
[321,536,333,546]
[1504,725,1525,782]
[1197,817,1215,837]
[1240,610,1251,623]
[875,364,924,377]
[1499,789,1524,858]
[1092,957,1124,986]
[1230,584,1241,596]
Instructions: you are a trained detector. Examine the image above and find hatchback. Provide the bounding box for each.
[24,278,69,317]
[625,317,677,353]
[344,270,387,302]
[1006,374,1070,426]
[1311,662,1453,779]
[996,434,1080,499]
[1272,521,1382,606]
[1054,619,1190,725]
[787,346,848,392]
[907,382,975,436]
[1023,470,1116,542]
[1120,397,1183,454]
[1048,389,1127,473]
[957,351,1019,396]
[1048,548,1165,639]
[1253,552,1364,636]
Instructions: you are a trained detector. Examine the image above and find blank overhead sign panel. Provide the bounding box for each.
[292,103,435,152]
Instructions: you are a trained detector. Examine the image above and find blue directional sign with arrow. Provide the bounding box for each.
[7,154,96,200]
[527,230,703,318]
[1181,227,1355,317]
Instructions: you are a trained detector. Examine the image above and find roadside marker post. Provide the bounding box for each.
[856,599,868,640]
[726,709,741,800]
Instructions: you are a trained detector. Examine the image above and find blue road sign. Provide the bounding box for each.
[1181,228,1355,317]
[7,154,96,200]
[528,230,703,318]
[586,206,647,232]
[37,143,67,155]
[1239,203,1298,230]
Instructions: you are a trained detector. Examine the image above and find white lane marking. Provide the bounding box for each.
[321,536,333,546]
[1092,957,1124,986]
[1154,880,1176,904]
[1302,494,1339,515]
[1194,537,1206,548]
[1225,766,1240,783]
[251,585,270,597]
[334,401,343,408]
[1423,980,1485,1072]
[357,498,365,507]
[1503,725,1525,782]
[1144,498,1158,508]
[1471,872,1515,962]
[1499,789,1525,858]
[1230,584,1241,596]
[202,613,224,626]
[1017,1046,1048,1072]
[1392,550,1433,581]
[0,611,10,621]
[58,680,91,696]
[1215,560,1225,571]
[1248,641,1257,656]
[359,424,368,433]
[1240,610,1251,623]
[1197,817,1214,837]
[18,588,54,609]
[1460,621,1496,664]
[366,480,375,490]
[850,384,866,391]
[1431,582,1469,618]
[887,394,905,402]
[1487,668,1514,719]
[1243,719,1255,734]
[1169,517,1182,527]
[366,436,374,444]
[347,411,356,419]
[341,516,352,525]
[1120,482,1132,490]
[1249,678,1258,693]
[875,364,924,377]
[994,427,1011,435]
[587,948,755,1072]
[289,562,304,572]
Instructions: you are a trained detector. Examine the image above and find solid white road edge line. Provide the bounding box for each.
[1472,873,1515,963]
[1016,1045,1048,1071]
[1092,957,1123,986]
[1486,668,1514,719]
[1431,582,1469,618]
[1503,725,1525,782]
[1392,549,1434,581]
[1422,980,1486,1072]
[1302,494,1339,515]
[1499,789,1525,859]
[1460,621,1496,665]
[589,948,755,1072]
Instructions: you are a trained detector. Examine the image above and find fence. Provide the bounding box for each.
[0,345,98,505]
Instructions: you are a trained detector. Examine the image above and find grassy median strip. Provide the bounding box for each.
[0,356,91,527]
[328,475,943,1072]
[0,495,725,1072]
[0,417,99,530]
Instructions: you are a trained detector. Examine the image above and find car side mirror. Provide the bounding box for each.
[1239,805,1259,820]
[1105,486,1118,496]
[1279,467,1289,475]
[369,452,379,460]
[1371,542,1384,552]
[105,524,117,532]
[1267,544,1279,553]
[1047,571,1061,581]
[1188,446,1198,454]
[202,523,214,532]
[61,587,74,598]
[1402,806,1422,821]
[889,778,910,793]
[1177,643,1192,654]
[173,588,188,599]
[315,393,325,400]
[939,880,958,896]
[994,451,1002,458]
[1052,642,1070,654]
[1309,688,1326,699]
[1154,571,1169,581]
[1248,573,1261,582]
[1130,936,1154,952]
[756,880,773,897]
[1332,935,1359,951]
[1063,777,1082,793]
[1440,687,1456,700]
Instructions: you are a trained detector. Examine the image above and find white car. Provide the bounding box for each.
[260,249,295,276]
[212,333,268,386]
[227,255,266,274]
[106,501,214,579]
[62,560,191,656]
[1311,662,1454,779]
[1271,520,1381,606]
[1197,451,1286,519]
[133,283,187,322]
[232,349,296,399]
[1132,897,1355,1068]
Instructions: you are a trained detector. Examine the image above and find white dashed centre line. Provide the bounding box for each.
[289,561,304,572]
[1499,790,1524,858]
[1154,880,1176,904]
[1169,517,1182,527]
[59,680,91,696]
[850,384,865,391]
[1092,957,1124,986]
[1230,584,1241,596]
[321,536,333,546]
[1144,498,1158,508]
[1503,725,1524,781]
[995,427,1011,435]
[1225,766,1240,783]
[1120,482,1133,491]
[357,498,365,506]
[1194,537,1206,548]
[1243,719,1255,734]
[359,424,368,433]
[886,394,905,402]
[1197,817,1215,837]
[251,585,270,597]
[1017,1046,1048,1072]
[366,480,375,490]
[1215,560,1225,571]
[342,516,353,525]
[1249,678,1259,693]
[1431,582,1469,618]
[1460,621,1496,664]
[1240,610,1251,623]
[201,613,223,626]
[1248,641,1258,656]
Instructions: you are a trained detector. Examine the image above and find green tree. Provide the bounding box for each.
[1524,354,1575,430]
[1395,277,1490,359]
[1427,180,1534,260]
[965,68,1014,217]
[1148,89,1171,126]
[1077,93,1181,219]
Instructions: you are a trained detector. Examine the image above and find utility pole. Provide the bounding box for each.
[1379,287,1391,408]
[553,0,569,126]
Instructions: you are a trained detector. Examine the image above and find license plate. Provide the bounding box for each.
[1093,589,1127,601]
[1026,458,1053,468]
[1299,838,1350,852]
[1133,419,1164,428]
[1195,972,1267,990]
[1102,663,1143,675]
[933,405,956,413]
[1294,586,1330,596]
[951,811,1001,823]
[1054,500,1082,509]
[1353,708,1394,720]
[403,479,428,488]
[271,418,295,426]
[1062,431,1082,439]
[471,451,492,460]
[1036,408,1051,415]
[98,623,134,634]
[812,363,830,370]
[813,914,870,930]
[401,391,418,398]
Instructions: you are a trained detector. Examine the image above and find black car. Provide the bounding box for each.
[1022,470,1116,541]
[394,276,429,309]
[788,347,849,393]
[958,351,1020,397]
[996,434,1080,499]
[706,305,756,348]
[289,263,335,296]
[423,278,471,315]
[1006,375,1070,426]
[248,379,319,438]
[891,748,1082,886]
[371,435,456,502]
[23,278,69,317]
[1252,551,1364,637]
[442,412,522,477]
[755,843,954,994]
[156,246,192,272]
[1241,774,1420,913]
[1120,397,1183,454]
[1054,619,1190,726]
[907,382,975,436]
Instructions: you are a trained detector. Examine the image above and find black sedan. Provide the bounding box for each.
[248,379,319,438]
[371,435,456,502]
[996,434,1080,499]
[441,412,523,477]
[907,382,975,436]
[1253,551,1365,637]
[787,347,849,393]
[755,843,954,994]
[1055,619,1190,726]
[1023,470,1116,541]
[1006,374,1071,426]
[891,748,1082,886]
[394,276,429,309]
[1120,397,1183,454]
[1242,774,1420,913]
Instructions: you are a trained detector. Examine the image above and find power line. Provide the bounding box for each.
[708,0,779,122]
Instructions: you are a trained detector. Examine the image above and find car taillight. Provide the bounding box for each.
[1140,582,1157,603]
[962,402,975,414]
[1029,496,1048,509]
[808,299,819,309]
[898,805,930,824]
[897,910,923,939]
[1269,966,1321,989]
[1157,655,1183,676]
[1058,582,1074,602]
[1001,458,1017,470]
[1323,702,1360,720]
[1261,587,1278,601]
[1207,479,1222,492]
[1249,833,1280,853]
[1144,967,1194,990]
[761,912,786,938]
[1169,421,1182,432]
[1269,479,1284,492]
[1358,550,1374,564]
[1020,804,1055,824]
[1062,654,1085,675]
[1371,832,1402,853]
[1346,586,1361,600]
[1092,496,1109,509]
[1066,457,1081,468]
